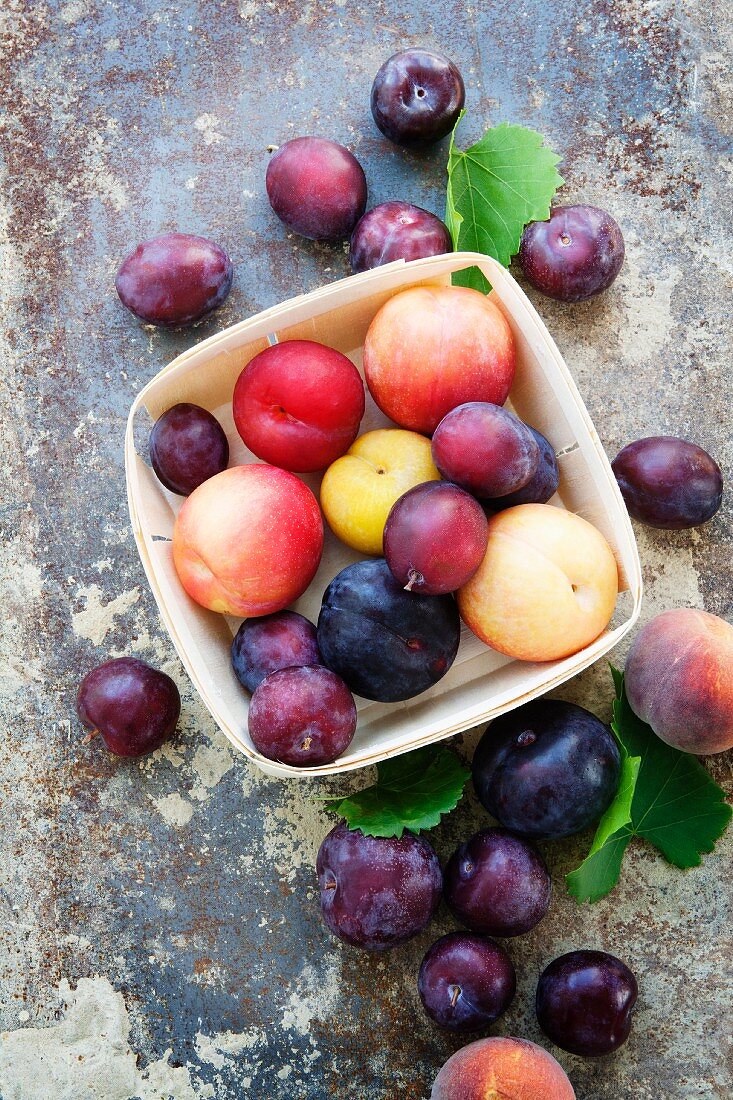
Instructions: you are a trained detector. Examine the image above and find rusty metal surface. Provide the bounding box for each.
[0,1,731,1097]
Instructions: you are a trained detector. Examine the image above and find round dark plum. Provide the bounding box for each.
[248,665,356,767]
[519,205,625,302]
[384,482,488,595]
[472,700,621,840]
[444,828,551,938]
[149,403,229,496]
[536,950,638,1056]
[316,821,442,950]
[418,932,516,1032]
[231,611,321,693]
[77,658,180,757]
[432,402,540,499]
[266,137,367,242]
[490,427,559,509]
[316,559,460,702]
[612,436,723,529]
[370,48,465,147]
[115,232,233,327]
[350,202,452,273]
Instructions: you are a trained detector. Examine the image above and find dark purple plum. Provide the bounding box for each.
[384,482,488,595]
[536,950,638,1056]
[149,403,229,496]
[490,427,559,509]
[316,559,460,701]
[350,202,452,273]
[115,232,233,327]
[418,932,516,1032]
[444,828,551,938]
[231,610,320,693]
[472,700,621,840]
[612,436,723,529]
[316,821,442,950]
[77,658,180,757]
[432,402,540,499]
[370,48,465,147]
[266,137,367,242]
[248,666,356,767]
[518,205,625,302]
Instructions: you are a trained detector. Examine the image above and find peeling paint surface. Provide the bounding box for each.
[0,1,731,1098]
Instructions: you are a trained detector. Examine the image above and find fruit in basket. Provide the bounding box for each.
[491,426,559,508]
[172,465,323,617]
[519,205,625,302]
[232,340,365,472]
[418,932,516,1031]
[536,950,638,1057]
[472,700,621,839]
[444,828,551,937]
[149,403,229,496]
[363,286,515,434]
[458,504,618,662]
[320,428,440,555]
[349,202,452,273]
[370,48,465,147]
[265,137,367,242]
[611,436,723,529]
[384,482,488,594]
[430,1036,576,1099]
[317,821,442,950]
[624,608,733,754]
[231,611,321,693]
[115,232,233,327]
[432,402,540,499]
[77,658,180,757]
[248,666,356,767]
[317,559,460,701]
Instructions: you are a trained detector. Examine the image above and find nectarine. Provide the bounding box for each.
[430,1036,575,1100]
[172,465,323,617]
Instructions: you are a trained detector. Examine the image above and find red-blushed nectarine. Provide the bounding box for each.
[458,504,618,662]
[625,608,733,754]
[430,1036,575,1100]
[363,286,515,434]
[172,465,323,617]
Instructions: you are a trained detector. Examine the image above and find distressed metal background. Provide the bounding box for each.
[0,1,731,1097]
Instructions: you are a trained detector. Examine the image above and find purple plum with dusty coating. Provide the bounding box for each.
[266,137,367,242]
[519,205,624,302]
[248,666,356,767]
[350,201,451,272]
[77,658,180,757]
[419,932,516,1031]
[116,232,233,326]
[371,48,465,147]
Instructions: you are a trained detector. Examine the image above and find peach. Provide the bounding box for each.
[430,1036,575,1100]
[625,608,733,754]
[172,465,323,617]
[458,504,618,662]
[363,285,515,434]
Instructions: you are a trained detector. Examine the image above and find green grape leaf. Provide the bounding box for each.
[567,667,732,904]
[446,114,564,292]
[322,745,470,838]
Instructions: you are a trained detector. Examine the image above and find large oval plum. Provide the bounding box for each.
[317,559,460,701]
[116,232,233,327]
[612,436,723,529]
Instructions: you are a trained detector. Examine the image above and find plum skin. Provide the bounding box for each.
[536,950,638,1057]
[371,48,465,147]
[77,658,180,757]
[149,403,229,496]
[490,426,559,509]
[265,137,367,242]
[115,232,233,327]
[432,402,540,499]
[519,205,624,302]
[247,665,356,767]
[350,202,452,273]
[231,611,321,693]
[612,436,723,529]
[418,932,516,1032]
[316,821,442,951]
[472,699,621,839]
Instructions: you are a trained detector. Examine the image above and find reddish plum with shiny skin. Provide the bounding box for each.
[231,611,321,693]
[149,403,229,496]
[519,205,624,302]
[432,402,540,499]
[490,427,559,508]
[266,137,367,242]
[115,232,233,327]
[612,436,723,529]
[248,666,356,767]
[371,48,465,147]
[77,658,180,757]
[536,950,638,1056]
[350,202,452,273]
[317,821,442,950]
[418,932,516,1032]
